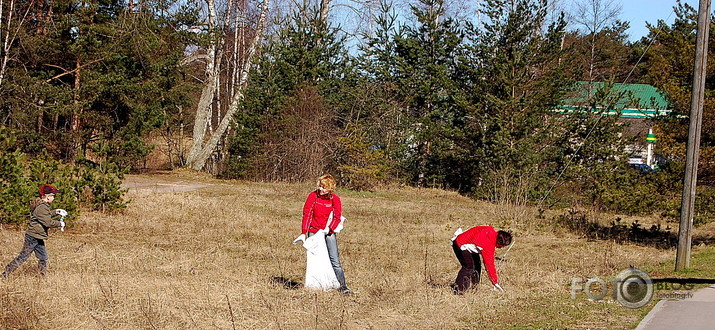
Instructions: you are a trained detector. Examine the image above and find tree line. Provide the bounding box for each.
[2,0,715,223]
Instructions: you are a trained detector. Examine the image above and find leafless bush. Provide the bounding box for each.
[256,86,338,182]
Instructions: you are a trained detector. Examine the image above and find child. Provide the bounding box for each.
[2,184,67,277]
[451,226,512,294]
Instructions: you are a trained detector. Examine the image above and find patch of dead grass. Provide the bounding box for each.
[0,173,705,329]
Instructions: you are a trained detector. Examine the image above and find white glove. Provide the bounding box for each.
[451,228,464,241]
[461,244,482,254]
[292,234,306,244]
[332,216,346,233]
[56,209,68,217]
[493,283,505,292]
[59,221,65,232]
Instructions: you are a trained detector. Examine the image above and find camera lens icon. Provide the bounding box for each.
[614,267,654,309]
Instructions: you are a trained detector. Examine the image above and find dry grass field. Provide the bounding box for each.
[2,170,715,329]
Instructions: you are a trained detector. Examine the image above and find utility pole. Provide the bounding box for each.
[676,0,711,271]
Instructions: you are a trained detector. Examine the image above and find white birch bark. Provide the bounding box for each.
[0,0,28,88]
[0,0,10,88]
[186,0,270,170]
[0,0,31,87]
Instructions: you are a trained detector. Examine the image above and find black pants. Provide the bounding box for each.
[452,242,481,293]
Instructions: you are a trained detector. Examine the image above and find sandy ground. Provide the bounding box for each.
[121,174,210,193]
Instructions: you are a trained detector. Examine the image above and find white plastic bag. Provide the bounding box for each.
[327,212,346,233]
[302,232,340,290]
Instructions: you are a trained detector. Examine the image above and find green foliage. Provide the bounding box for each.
[0,132,35,226]
[565,16,633,82]
[588,162,677,215]
[353,3,412,186]
[352,0,476,189]
[388,0,467,188]
[76,163,128,212]
[0,0,196,171]
[335,135,391,191]
[611,1,715,223]
[694,185,715,227]
[464,0,574,202]
[0,128,127,226]
[545,83,633,205]
[0,0,701,222]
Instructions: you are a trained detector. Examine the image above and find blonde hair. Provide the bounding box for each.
[317,174,336,194]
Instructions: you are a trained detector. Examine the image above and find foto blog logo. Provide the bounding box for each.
[571,267,654,309]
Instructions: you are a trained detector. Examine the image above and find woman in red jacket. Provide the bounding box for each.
[293,174,352,294]
[451,226,512,294]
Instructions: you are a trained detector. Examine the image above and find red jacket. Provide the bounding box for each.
[301,191,342,234]
[455,226,499,284]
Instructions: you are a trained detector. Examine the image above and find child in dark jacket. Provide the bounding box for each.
[3,185,67,277]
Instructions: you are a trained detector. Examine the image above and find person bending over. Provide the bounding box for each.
[451,226,512,294]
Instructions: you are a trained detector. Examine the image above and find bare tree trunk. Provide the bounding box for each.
[320,0,330,22]
[186,0,220,167]
[0,0,10,88]
[230,4,242,99]
[69,57,82,163]
[589,31,596,83]
[186,0,270,170]
[0,0,33,87]
[0,0,30,88]
[186,66,217,166]
[179,105,185,166]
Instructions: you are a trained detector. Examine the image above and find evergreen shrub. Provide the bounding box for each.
[335,135,390,191]
[0,128,127,226]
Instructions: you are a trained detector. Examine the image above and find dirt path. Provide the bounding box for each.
[121,174,210,193]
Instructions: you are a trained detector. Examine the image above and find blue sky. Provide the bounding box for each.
[621,0,700,41]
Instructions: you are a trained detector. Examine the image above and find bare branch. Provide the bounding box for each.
[179,53,210,66]
[44,58,106,83]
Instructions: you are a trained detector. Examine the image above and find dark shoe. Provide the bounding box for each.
[339,287,353,295]
[450,283,464,295]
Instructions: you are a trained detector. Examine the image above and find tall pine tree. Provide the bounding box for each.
[464,0,571,204]
[386,0,467,188]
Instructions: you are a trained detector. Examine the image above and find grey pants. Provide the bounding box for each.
[307,232,347,289]
[4,234,48,275]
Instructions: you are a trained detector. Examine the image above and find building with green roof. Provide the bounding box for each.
[555,82,671,118]
[554,82,674,169]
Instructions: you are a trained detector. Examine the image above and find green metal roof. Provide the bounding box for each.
[555,82,672,118]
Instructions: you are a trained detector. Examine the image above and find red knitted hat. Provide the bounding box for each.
[40,184,59,196]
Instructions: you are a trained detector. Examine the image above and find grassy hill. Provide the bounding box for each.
[2,171,714,329]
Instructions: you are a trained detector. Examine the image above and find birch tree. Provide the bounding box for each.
[0,0,33,89]
[571,0,624,83]
[185,0,270,170]
[0,0,13,88]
